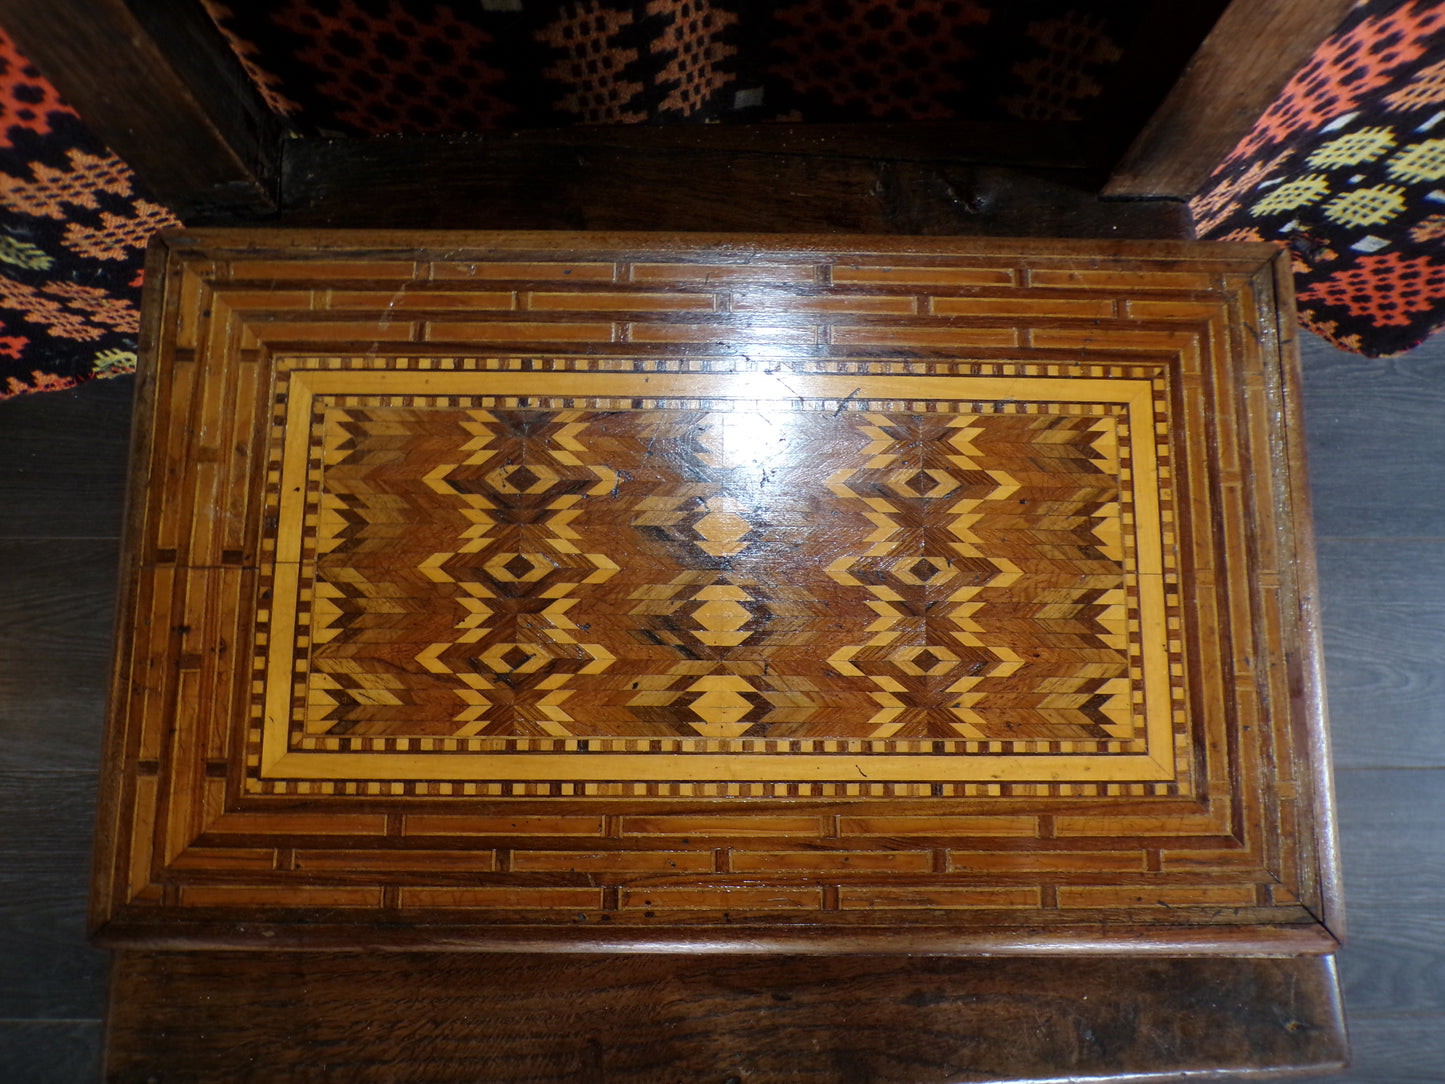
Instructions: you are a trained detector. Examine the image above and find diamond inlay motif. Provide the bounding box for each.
[692,503,753,557]
[295,397,1149,753]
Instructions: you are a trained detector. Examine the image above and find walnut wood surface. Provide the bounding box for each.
[103,951,1347,1084]
[279,141,1191,236]
[92,231,1340,955]
[477,120,1097,168]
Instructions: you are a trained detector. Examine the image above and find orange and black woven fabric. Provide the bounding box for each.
[0,1,1150,399]
[200,0,1147,132]
[1192,0,1445,357]
[10,2,1445,397]
[0,26,179,399]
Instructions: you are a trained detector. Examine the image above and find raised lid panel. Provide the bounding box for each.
[92,232,1337,951]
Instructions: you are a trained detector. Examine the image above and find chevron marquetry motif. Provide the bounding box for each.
[289,400,1152,753]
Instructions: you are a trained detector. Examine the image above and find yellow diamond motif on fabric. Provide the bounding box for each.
[1323,184,1407,228]
[1306,126,1397,169]
[1387,138,1445,184]
[1249,174,1330,217]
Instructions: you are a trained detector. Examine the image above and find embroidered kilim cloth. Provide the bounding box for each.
[0,26,179,399]
[198,0,1148,132]
[6,1,1445,398]
[1191,0,1445,356]
[0,0,1151,400]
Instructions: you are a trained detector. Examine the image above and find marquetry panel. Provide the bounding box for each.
[93,232,1339,952]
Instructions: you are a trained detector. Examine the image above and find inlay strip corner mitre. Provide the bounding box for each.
[92,231,1342,953]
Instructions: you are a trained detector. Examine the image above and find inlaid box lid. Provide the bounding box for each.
[92,232,1341,952]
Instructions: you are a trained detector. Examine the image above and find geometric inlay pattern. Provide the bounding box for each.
[254,362,1184,800]
[93,232,1340,954]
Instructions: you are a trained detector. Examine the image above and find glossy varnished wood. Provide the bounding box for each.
[91,232,1339,957]
[103,952,1346,1084]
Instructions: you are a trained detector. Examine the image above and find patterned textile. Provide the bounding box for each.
[0,1,1150,399]
[9,2,1445,396]
[1191,0,1445,357]
[0,27,180,400]
[199,0,1147,132]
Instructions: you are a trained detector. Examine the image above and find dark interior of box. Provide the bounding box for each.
[200,0,1203,138]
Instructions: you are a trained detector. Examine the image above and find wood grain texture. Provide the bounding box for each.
[0,377,134,540]
[0,769,98,855]
[19,289,1445,1080]
[0,0,280,218]
[1301,337,1445,538]
[1330,769,1445,1015]
[1334,913,1445,1018]
[0,1021,102,1084]
[487,120,1099,170]
[0,541,117,772]
[1298,325,1445,1062]
[86,232,1341,962]
[1316,541,1445,769]
[103,951,1345,1084]
[0,868,106,1020]
[0,377,122,1060]
[280,142,1190,237]
[1289,1012,1445,1084]
[1103,0,1356,197]
[0,772,106,1018]
[16,331,1440,1078]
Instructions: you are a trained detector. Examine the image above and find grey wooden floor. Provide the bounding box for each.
[0,331,1441,1082]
